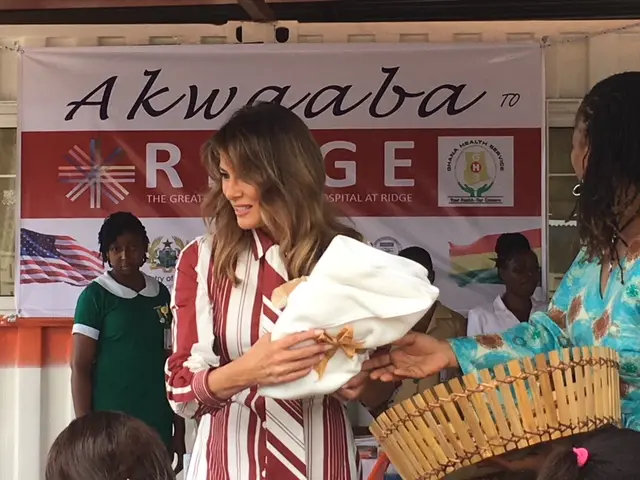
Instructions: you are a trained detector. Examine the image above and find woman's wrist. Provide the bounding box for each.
[205,358,256,399]
[441,339,460,369]
[229,356,258,388]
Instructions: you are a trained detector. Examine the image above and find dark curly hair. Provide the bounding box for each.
[574,72,640,266]
[98,211,149,264]
[494,232,532,269]
[398,246,435,283]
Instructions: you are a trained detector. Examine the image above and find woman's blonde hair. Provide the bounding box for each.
[202,102,362,284]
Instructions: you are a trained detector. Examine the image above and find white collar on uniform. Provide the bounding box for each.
[493,295,511,317]
[493,294,547,320]
[494,294,547,315]
[467,294,548,336]
[94,271,160,299]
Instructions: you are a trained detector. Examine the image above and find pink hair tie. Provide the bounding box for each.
[573,447,589,468]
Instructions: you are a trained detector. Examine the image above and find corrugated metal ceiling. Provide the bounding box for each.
[272,0,640,23]
[1,0,640,24]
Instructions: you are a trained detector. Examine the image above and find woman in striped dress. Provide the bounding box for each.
[165,102,393,480]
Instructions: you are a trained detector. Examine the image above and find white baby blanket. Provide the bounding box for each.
[257,235,440,400]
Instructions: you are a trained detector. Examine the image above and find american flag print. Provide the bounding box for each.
[20,228,104,286]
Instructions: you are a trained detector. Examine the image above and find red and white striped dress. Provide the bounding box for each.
[165,229,361,480]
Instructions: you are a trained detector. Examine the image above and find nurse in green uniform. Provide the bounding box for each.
[70,211,185,473]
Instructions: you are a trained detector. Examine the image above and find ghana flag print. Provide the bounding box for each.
[449,228,542,287]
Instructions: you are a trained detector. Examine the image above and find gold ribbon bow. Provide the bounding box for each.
[315,327,367,379]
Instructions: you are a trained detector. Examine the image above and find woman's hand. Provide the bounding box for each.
[362,332,458,381]
[333,371,370,402]
[238,330,332,387]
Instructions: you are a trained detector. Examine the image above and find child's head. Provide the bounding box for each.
[399,246,435,284]
[537,426,639,480]
[98,211,150,274]
[45,411,175,480]
[494,232,540,299]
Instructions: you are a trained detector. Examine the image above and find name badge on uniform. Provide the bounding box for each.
[154,304,171,325]
[164,327,172,350]
[154,303,173,350]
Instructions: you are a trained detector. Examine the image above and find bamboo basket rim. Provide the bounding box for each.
[370,346,622,480]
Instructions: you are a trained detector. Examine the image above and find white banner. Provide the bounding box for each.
[18,43,545,317]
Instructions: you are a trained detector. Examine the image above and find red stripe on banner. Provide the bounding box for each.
[449,228,542,256]
[20,270,93,286]
[21,128,541,218]
[20,258,99,274]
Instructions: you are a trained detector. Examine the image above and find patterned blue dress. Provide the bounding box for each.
[450,244,640,432]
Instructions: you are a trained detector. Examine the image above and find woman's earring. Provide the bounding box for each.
[572,183,582,197]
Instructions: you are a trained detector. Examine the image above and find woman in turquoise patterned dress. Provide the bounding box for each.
[365,72,640,433]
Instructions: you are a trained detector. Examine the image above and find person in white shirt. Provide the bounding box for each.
[467,232,547,336]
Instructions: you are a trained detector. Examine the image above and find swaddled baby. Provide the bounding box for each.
[258,235,440,400]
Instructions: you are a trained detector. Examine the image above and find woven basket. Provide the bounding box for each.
[370,346,621,480]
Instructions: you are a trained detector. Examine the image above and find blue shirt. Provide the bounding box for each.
[451,246,640,431]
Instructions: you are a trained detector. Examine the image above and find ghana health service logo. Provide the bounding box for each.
[57,139,135,209]
[438,137,514,207]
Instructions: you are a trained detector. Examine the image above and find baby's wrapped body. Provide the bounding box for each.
[273,278,367,379]
[259,235,440,400]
